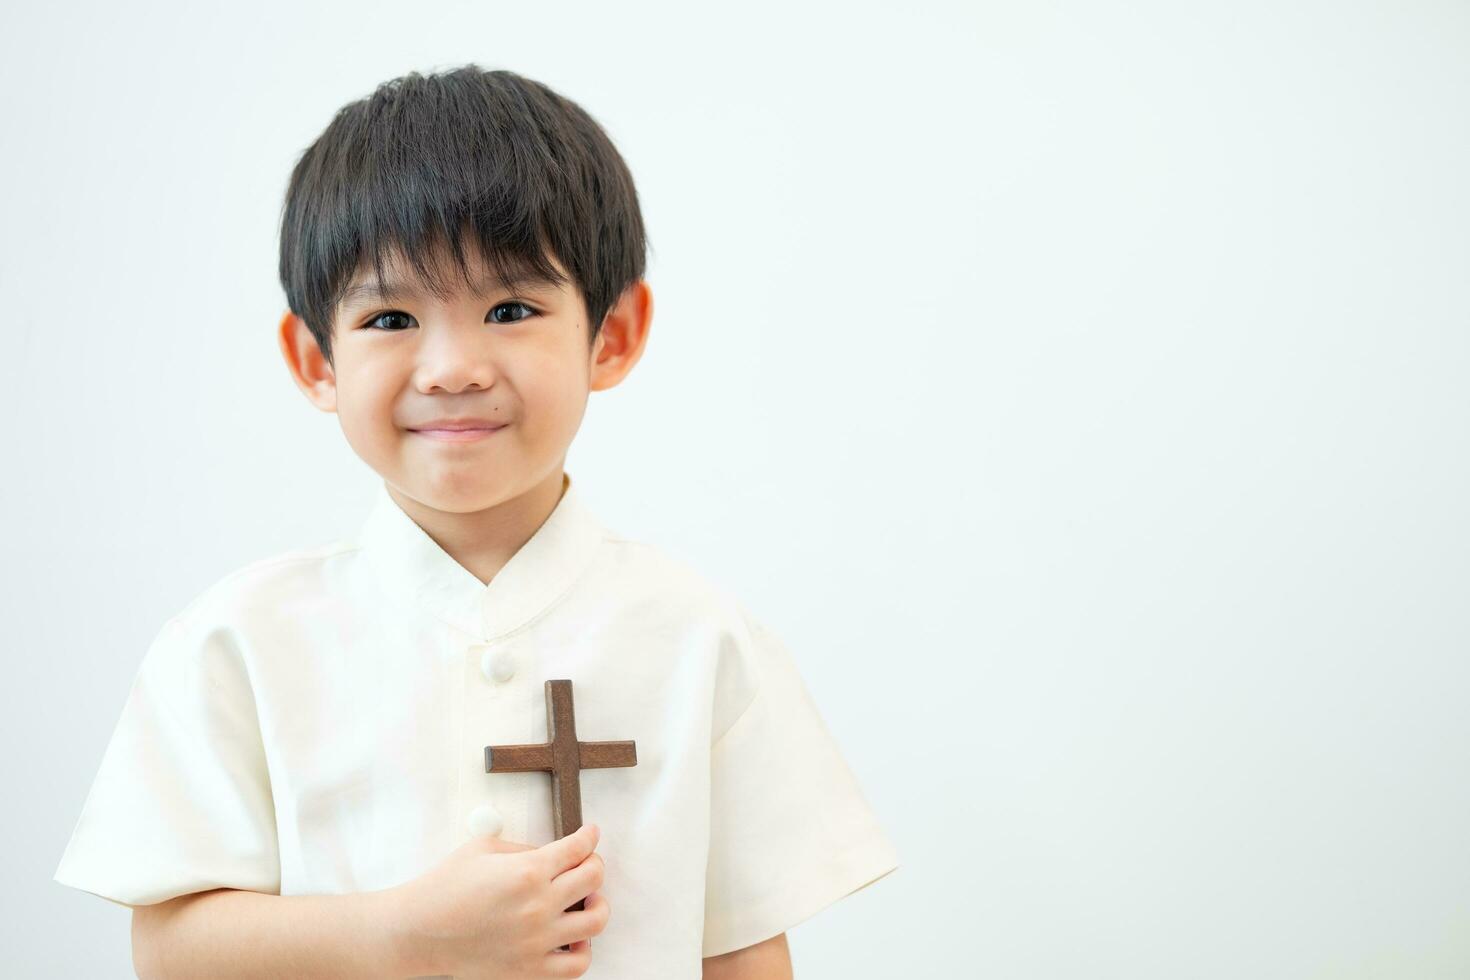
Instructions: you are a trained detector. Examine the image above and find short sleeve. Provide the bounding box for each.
[53,614,281,908]
[702,611,900,957]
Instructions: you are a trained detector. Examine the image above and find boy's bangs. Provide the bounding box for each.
[344,215,571,313]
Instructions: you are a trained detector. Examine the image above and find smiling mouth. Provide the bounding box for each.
[409,425,507,443]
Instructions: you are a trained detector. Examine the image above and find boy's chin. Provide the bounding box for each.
[385,476,540,515]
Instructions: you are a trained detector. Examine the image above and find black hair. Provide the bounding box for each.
[278,65,649,366]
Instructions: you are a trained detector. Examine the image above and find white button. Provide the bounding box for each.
[466,803,505,837]
[480,647,517,683]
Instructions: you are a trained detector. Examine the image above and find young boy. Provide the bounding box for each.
[53,65,899,979]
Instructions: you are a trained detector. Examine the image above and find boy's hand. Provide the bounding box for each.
[383,822,609,979]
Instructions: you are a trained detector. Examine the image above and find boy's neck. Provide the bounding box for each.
[384,468,570,587]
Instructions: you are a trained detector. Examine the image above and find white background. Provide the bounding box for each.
[7,1,1469,977]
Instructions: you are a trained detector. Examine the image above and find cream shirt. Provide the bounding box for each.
[54,472,899,976]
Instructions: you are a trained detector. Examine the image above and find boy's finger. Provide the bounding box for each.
[537,822,599,876]
[548,937,591,960]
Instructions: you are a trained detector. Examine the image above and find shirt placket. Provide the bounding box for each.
[457,635,534,846]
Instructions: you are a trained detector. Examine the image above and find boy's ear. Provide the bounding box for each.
[278,310,338,413]
[589,279,653,392]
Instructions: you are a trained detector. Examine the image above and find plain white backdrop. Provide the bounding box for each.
[7,0,1469,976]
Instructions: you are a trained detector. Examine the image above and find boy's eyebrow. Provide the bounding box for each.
[339,271,561,307]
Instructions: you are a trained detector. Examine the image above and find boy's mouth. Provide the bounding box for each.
[408,420,508,443]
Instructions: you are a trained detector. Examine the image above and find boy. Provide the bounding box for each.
[54,65,899,979]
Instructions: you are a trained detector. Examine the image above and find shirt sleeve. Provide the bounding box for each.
[53,613,281,908]
[702,608,900,958]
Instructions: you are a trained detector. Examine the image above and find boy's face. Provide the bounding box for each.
[279,239,651,517]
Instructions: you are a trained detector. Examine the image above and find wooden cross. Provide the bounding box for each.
[484,678,637,915]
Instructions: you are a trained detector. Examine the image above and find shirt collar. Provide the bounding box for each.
[357,471,610,640]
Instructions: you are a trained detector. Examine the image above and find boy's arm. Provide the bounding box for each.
[702,932,793,980]
[131,886,424,980]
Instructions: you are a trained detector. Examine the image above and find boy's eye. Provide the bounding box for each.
[361,302,539,331]
[363,310,414,331]
[489,301,538,324]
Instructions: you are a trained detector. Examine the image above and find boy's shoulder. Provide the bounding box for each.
[167,533,359,630]
[593,531,762,632]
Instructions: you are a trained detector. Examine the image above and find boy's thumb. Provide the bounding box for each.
[479,833,537,854]
[539,823,599,873]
